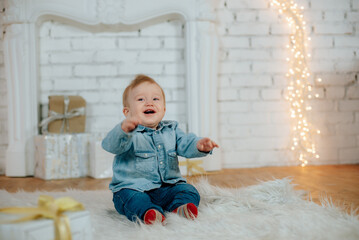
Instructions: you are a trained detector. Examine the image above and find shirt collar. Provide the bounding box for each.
[135,125,146,132]
[135,121,173,132]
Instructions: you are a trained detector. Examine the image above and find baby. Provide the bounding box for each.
[102,74,219,225]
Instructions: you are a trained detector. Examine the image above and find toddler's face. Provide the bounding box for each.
[124,82,166,129]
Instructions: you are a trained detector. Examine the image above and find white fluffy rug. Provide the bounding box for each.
[1,178,359,240]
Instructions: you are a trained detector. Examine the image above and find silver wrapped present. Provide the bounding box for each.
[89,140,114,179]
[34,134,91,180]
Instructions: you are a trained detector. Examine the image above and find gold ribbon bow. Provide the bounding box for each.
[179,159,206,176]
[39,96,86,134]
[0,195,84,240]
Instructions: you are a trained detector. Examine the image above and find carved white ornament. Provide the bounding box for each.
[2,0,25,23]
[97,0,126,24]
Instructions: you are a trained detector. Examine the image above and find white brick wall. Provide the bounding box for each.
[216,0,359,168]
[1,0,359,174]
[38,20,186,134]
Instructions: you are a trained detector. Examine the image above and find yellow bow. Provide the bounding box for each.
[0,195,84,240]
[179,159,206,176]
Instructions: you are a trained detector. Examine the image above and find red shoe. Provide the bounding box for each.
[143,209,165,225]
[173,203,198,220]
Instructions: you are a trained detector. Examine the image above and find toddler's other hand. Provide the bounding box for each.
[197,138,219,153]
[121,117,141,133]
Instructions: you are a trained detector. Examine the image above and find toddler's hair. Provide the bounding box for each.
[122,74,166,107]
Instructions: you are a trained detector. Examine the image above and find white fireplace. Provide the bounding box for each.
[2,0,221,176]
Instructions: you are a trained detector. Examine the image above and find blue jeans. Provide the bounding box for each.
[112,183,200,222]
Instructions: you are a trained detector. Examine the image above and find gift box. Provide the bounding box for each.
[179,157,206,176]
[0,211,92,240]
[34,134,91,180]
[89,139,114,179]
[0,195,92,240]
[40,95,86,134]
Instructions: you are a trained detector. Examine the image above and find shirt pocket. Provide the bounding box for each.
[134,151,156,172]
[167,150,180,171]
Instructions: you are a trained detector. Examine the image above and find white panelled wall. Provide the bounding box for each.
[1,0,359,174]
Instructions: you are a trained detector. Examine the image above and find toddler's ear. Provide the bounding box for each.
[123,107,129,116]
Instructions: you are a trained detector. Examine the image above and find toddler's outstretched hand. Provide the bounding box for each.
[197,138,219,153]
[121,117,141,133]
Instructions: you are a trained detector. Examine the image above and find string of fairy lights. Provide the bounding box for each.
[270,0,320,167]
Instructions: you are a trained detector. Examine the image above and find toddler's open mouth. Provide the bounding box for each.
[144,109,156,115]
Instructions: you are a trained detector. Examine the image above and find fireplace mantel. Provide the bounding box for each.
[2,0,221,176]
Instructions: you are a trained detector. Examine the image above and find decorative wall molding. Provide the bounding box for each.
[2,0,221,176]
[97,0,126,25]
[4,22,39,176]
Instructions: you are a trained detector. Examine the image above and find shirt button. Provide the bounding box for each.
[158,145,161,149]
[160,162,163,165]
[144,153,148,157]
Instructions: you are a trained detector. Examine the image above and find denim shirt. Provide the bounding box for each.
[102,120,209,193]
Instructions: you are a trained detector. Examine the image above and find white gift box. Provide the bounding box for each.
[0,211,92,240]
[178,156,188,176]
[34,134,91,180]
[89,140,114,179]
